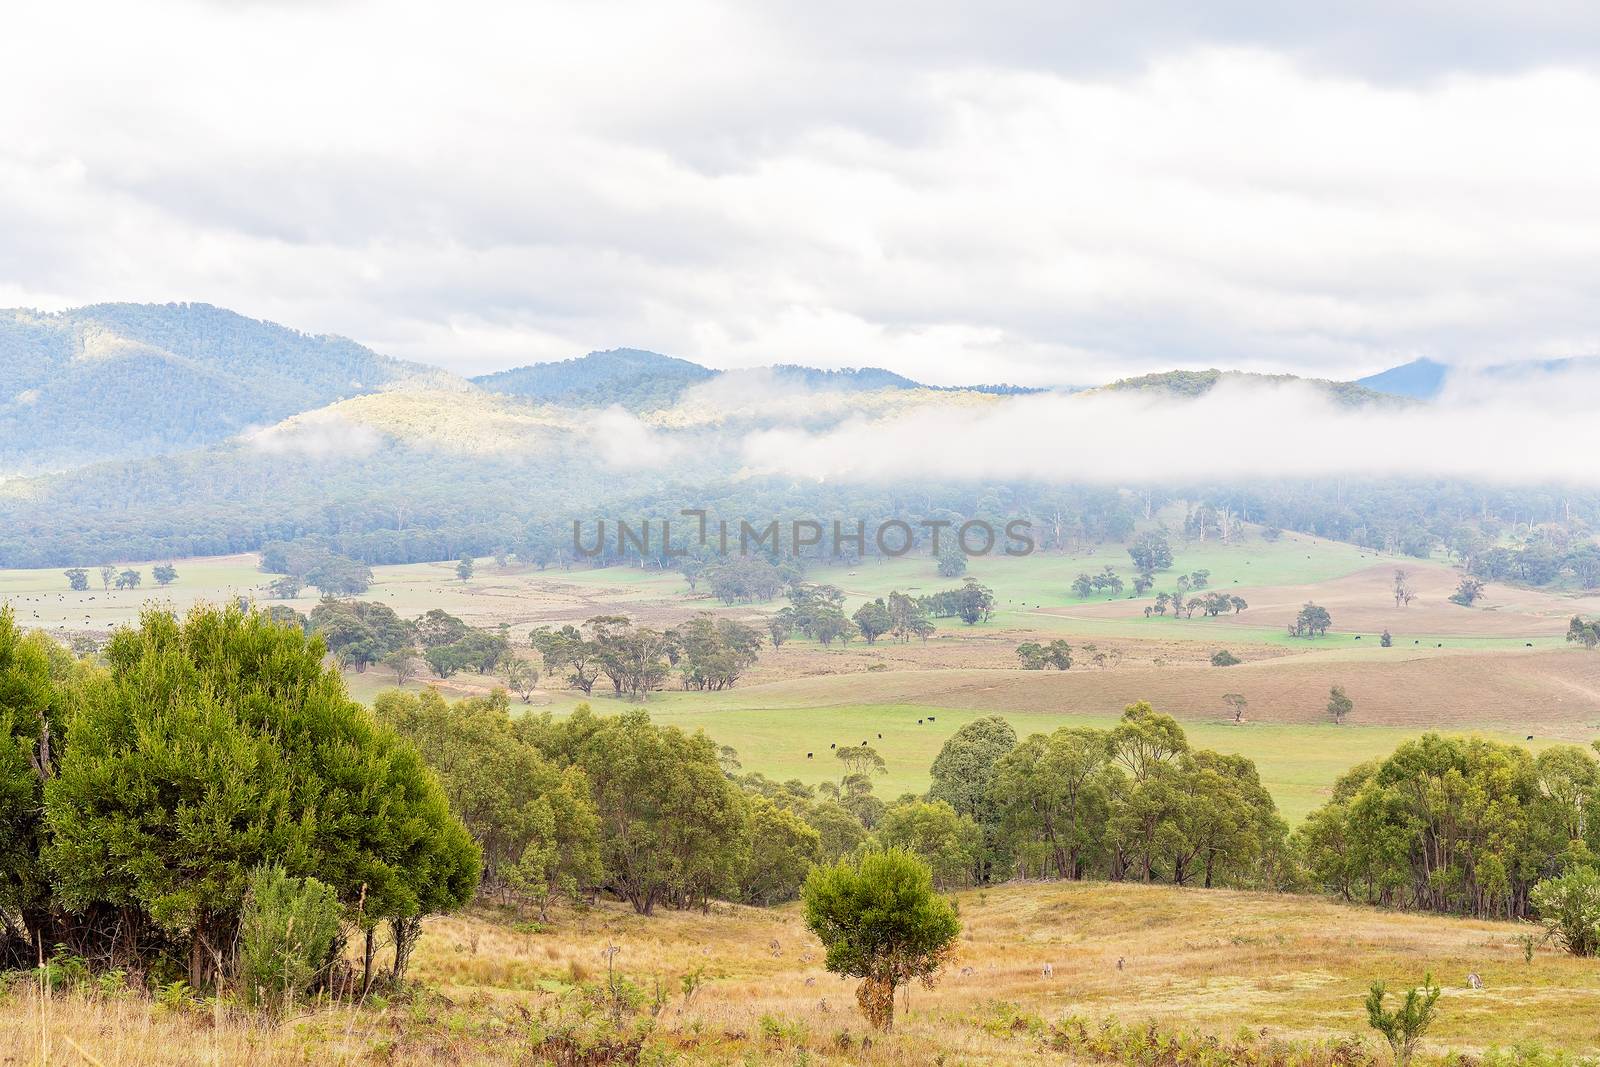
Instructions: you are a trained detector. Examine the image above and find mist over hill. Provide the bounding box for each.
[3,302,1599,575]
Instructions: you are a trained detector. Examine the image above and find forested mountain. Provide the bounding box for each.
[0,303,427,471]
[1102,368,1398,406]
[471,348,717,409]
[5,302,1598,580]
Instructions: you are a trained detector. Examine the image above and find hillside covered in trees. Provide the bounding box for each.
[0,303,430,472]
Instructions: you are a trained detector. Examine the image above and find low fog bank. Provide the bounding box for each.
[735,370,1600,486]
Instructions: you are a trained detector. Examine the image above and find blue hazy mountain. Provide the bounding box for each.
[1358,355,1600,399]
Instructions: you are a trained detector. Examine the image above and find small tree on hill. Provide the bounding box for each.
[936,541,967,578]
[1223,693,1248,723]
[1449,576,1484,607]
[64,568,89,591]
[1294,602,1332,638]
[153,563,179,587]
[456,555,475,581]
[1365,973,1441,1067]
[1328,684,1353,725]
[1380,629,1393,647]
[1211,649,1241,667]
[836,744,887,778]
[802,849,961,1031]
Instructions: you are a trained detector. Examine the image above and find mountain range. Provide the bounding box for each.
[6,303,1592,479]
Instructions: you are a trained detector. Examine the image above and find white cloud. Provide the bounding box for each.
[245,411,382,459]
[740,375,1600,485]
[3,2,1600,385]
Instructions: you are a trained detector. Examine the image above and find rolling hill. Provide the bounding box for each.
[0,303,430,472]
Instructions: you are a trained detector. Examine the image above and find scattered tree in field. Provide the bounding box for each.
[955,578,996,624]
[836,744,887,778]
[114,568,141,590]
[886,591,933,642]
[1223,693,1248,723]
[1017,640,1072,670]
[384,646,419,686]
[456,555,475,581]
[671,614,762,690]
[309,599,415,671]
[499,657,540,701]
[153,562,178,587]
[1128,529,1173,574]
[586,614,674,698]
[424,646,461,678]
[1327,684,1353,725]
[802,849,961,1031]
[1365,973,1441,1067]
[64,568,89,591]
[303,553,372,597]
[1393,569,1414,608]
[1530,866,1600,957]
[703,556,793,604]
[98,564,116,591]
[1380,629,1393,647]
[1449,576,1485,607]
[1211,649,1241,667]
[416,607,470,648]
[1568,616,1600,650]
[529,624,601,694]
[1293,602,1332,638]
[936,541,967,578]
[853,600,893,644]
[267,575,303,599]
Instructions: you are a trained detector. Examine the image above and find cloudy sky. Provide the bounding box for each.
[4,1,1600,385]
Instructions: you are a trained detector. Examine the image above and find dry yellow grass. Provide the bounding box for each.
[8,881,1599,1065]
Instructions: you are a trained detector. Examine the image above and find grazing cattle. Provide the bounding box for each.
[1467,973,1483,990]
[1527,735,1534,741]
[830,742,836,749]
[918,719,924,724]
[807,752,813,759]
[877,733,882,739]
[1117,957,1125,971]
[928,716,936,722]
[1526,643,1534,647]
[1355,635,1361,640]
[1041,963,1053,978]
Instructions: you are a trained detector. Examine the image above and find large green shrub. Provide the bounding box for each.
[1530,866,1600,957]
[42,604,480,986]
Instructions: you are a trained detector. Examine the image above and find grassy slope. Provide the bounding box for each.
[9,880,1598,1064]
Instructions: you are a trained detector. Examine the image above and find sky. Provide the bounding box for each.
[4,1,1600,386]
